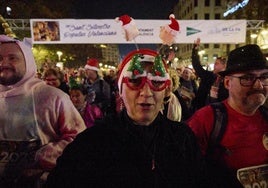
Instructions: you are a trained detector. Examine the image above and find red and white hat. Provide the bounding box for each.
[164,14,180,36]
[115,14,139,41]
[84,58,99,71]
[116,15,132,26]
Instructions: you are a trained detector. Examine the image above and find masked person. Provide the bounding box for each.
[0,35,86,187]
[46,49,212,188]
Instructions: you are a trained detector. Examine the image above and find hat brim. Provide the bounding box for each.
[219,65,268,76]
[84,65,99,71]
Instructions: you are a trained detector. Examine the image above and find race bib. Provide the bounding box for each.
[237,164,268,188]
[179,86,194,100]
[210,86,219,99]
[0,139,41,180]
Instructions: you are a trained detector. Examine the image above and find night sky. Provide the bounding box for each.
[71,0,179,59]
[73,0,179,19]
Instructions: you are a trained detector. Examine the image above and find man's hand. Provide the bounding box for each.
[194,38,201,49]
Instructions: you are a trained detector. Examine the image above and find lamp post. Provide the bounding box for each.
[56,51,63,61]
[258,28,268,50]
[250,31,258,44]
[198,50,205,64]
[56,51,63,70]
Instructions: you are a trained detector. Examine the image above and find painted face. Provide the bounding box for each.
[225,69,268,109]
[0,43,26,86]
[70,89,86,109]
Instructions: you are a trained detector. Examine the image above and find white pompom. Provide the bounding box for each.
[115,17,120,23]
[169,14,175,19]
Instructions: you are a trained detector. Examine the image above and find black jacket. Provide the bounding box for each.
[46,110,213,188]
[191,46,228,111]
[58,81,70,95]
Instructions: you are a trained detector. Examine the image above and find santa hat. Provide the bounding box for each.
[164,14,179,36]
[84,58,99,71]
[115,15,132,26]
[117,49,170,93]
[115,14,139,41]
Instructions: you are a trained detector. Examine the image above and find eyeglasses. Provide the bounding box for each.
[122,77,170,91]
[229,74,268,87]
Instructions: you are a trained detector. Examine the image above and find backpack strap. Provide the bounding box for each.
[259,105,268,122]
[207,102,228,155]
[208,103,268,152]
[99,79,103,94]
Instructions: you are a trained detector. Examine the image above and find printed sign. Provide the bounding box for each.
[30,19,247,44]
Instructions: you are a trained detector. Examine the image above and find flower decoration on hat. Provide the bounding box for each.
[159,14,180,46]
[84,58,99,71]
[115,14,139,42]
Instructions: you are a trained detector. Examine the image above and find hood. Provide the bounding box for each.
[0,35,44,97]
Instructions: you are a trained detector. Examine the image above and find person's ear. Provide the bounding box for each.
[224,76,230,89]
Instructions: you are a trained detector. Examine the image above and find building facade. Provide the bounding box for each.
[173,0,268,67]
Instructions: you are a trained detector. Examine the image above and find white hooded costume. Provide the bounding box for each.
[0,35,86,184]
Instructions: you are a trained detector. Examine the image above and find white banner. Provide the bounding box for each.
[30,19,246,44]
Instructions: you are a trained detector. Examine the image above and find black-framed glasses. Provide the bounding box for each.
[229,74,268,86]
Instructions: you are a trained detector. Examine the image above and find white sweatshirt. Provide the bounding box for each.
[0,35,86,179]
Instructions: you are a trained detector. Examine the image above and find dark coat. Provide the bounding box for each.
[46,111,213,188]
[58,81,70,95]
[191,47,228,111]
